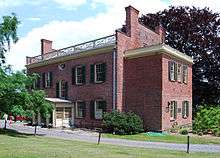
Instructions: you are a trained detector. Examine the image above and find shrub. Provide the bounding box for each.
[103,111,144,135]
[179,129,188,135]
[213,128,220,137]
[193,105,220,135]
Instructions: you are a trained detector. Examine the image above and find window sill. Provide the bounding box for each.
[170,119,176,122]
[94,81,104,84]
[182,116,188,119]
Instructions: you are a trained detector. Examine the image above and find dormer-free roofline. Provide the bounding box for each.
[124,44,194,64]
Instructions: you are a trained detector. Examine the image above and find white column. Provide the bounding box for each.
[71,105,74,127]
[52,104,56,127]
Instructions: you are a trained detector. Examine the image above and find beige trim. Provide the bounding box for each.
[124,44,193,64]
[26,45,115,69]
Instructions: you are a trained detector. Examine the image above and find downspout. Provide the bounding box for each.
[112,47,116,110]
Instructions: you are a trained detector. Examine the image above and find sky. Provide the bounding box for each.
[0,0,219,71]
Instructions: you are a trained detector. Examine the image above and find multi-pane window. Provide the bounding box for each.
[182,65,188,84]
[170,101,177,120]
[95,63,106,83]
[75,66,83,84]
[177,64,182,82]
[182,101,189,118]
[43,72,52,88]
[56,107,63,119]
[94,100,106,119]
[56,80,68,99]
[75,101,86,118]
[168,61,176,81]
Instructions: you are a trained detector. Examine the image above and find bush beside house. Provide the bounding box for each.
[103,111,144,135]
[193,105,220,136]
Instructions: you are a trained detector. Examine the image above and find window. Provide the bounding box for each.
[72,66,85,85]
[94,100,106,119]
[56,80,68,99]
[76,66,83,84]
[177,64,182,82]
[56,107,63,119]
[168,61,176,81]
[43,72,52,88]
[93,63,106,83]
[170,101,177,120]
[182,65,188,84]
[75,101,86,118]
[32,74,40,89]
[182,101,189,118]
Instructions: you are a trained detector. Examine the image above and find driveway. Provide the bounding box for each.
[1,120,220,153]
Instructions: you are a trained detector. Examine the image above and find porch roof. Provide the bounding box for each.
[45,98,72,103]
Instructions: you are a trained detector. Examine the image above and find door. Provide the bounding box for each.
[56,107,63,127]
[63,107,72,127]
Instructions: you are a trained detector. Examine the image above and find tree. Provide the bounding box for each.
[139,6,220,108]
[0,13,19,66]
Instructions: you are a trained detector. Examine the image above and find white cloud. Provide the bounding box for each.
[12,0,219,70]
[0,0,44,8]
[53,0,87,10]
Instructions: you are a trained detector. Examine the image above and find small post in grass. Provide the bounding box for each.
[34,123,37,136]
[97,129,102,145]
[187,135,190,153]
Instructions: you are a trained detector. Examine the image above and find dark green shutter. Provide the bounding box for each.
[90,101,95,119]
[72,68,75,85]
[82,65,86,84]
[90,65,94,83]
[101,63,106,82]
[65,82,68,99]
[174,101,177,119]
[174,62,177,81]
[83,102,86,117]
[42,73,45,88]
[168,61,172,81]
[56,82,59,98]
[186,101,189,117]
[49,72,53,87]
[182,101,185,118]
[101,100,107,112]
[36,76,40,89]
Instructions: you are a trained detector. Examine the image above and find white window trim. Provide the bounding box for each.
[183,65,188,84]
[94,63,104,83]
[75,101,85,118]
[94,100,104,119]
[177,64,182,82]
[45,72,50,88]
[169,61,175,81]
[170,101,176,121]
[75,66,83,85]
[182,101,189,118]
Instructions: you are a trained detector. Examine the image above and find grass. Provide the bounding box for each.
[0,129,219,158]
[103,133,220,144]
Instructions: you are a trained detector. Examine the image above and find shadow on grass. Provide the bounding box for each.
[0,128,45,138]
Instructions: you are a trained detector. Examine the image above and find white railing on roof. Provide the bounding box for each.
[26,35,116,65]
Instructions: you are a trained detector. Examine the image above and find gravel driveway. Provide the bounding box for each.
[1,120,220,153]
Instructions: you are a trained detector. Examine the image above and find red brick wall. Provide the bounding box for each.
[28,51,114,128]
[161,54,192,130]
[115,6,163,111]
[124,55,163,131]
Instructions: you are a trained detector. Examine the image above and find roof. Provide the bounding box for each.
[124,44,194,64]
[45,98,72,103]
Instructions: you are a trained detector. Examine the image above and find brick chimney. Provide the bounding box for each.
[125,5,139,37]
[41,39,53,55]
[155,25,166,43]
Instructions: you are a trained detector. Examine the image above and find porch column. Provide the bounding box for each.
[37,112,41,125]
[71,106,74,127]
[52,105,56,127]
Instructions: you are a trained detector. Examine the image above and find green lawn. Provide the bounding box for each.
[103,133,220,144]
[0,129,219,158]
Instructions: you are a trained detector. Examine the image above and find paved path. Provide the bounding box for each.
[1,120,220,153]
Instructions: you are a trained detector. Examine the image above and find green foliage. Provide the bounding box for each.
[193,105,220,135]
[179,129,188,135]
[0,13,20,66]
[103,111,144,135]
[139,6,220,106]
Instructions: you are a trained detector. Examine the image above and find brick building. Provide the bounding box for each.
[26,6,193,131]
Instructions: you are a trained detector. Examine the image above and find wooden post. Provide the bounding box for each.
[97,131,102,145]
[187,135,190,153]
[34,124,37,136]
[4,120,7,129]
